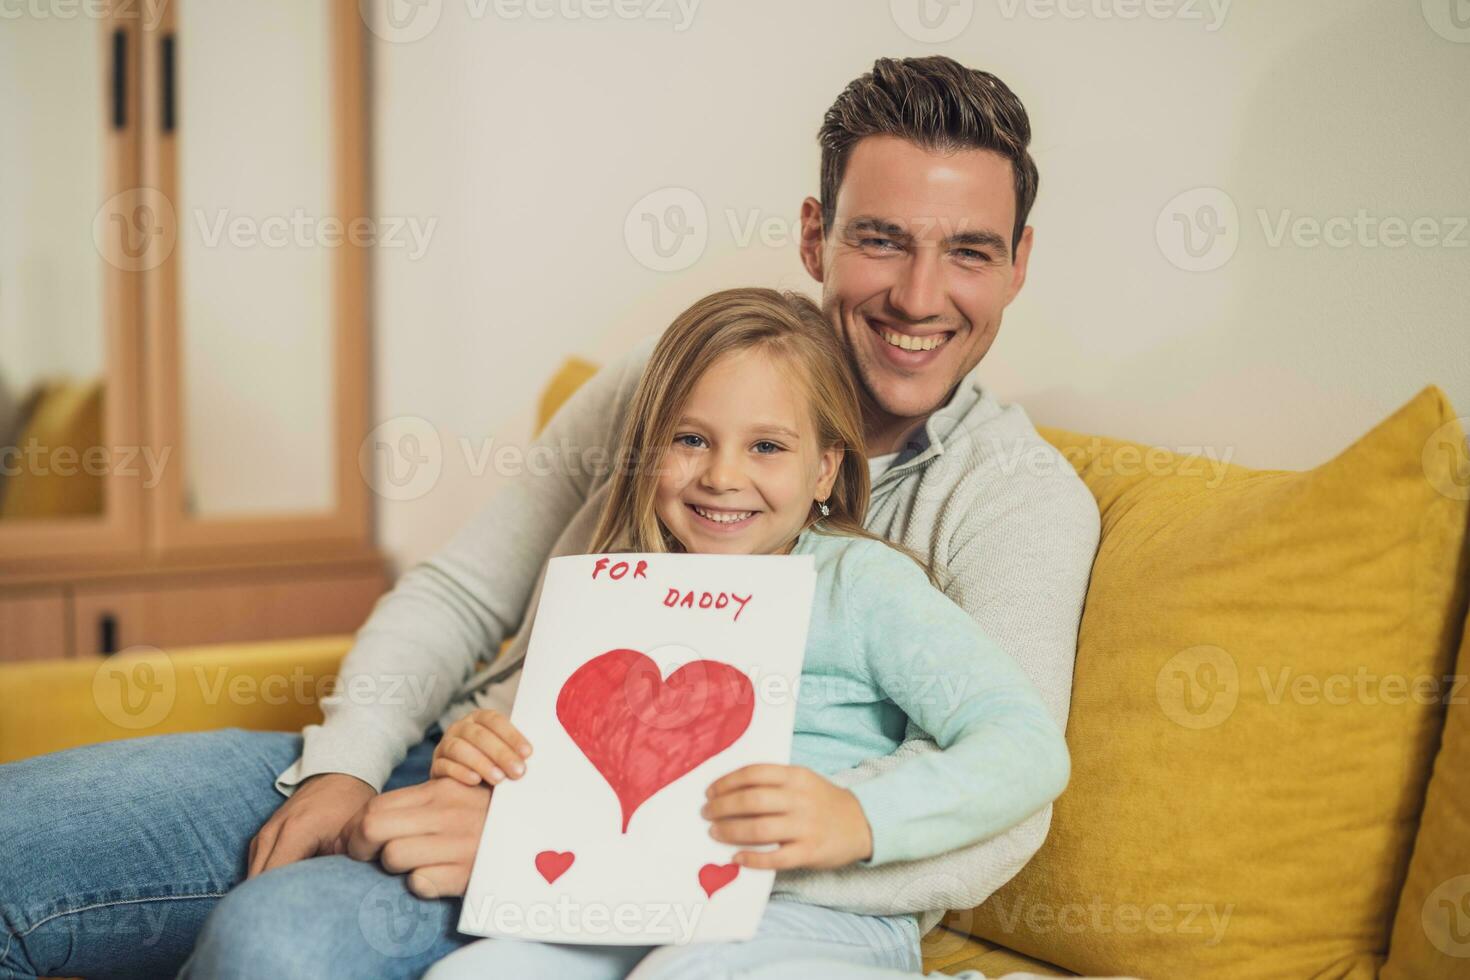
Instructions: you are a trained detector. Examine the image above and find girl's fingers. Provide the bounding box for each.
[708,814,798,846]
[438,736,507,784]
[705,764,791,799]
[480,712,534,760]
[733,844,803,870]
[430,756,483,787]
[461,724,528,779]
[701,786,789,821]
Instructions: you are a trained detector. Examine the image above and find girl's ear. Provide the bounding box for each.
[815,444,843,501]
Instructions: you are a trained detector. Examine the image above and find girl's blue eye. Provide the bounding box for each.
[675,434,705,448]
[753,441,782,454]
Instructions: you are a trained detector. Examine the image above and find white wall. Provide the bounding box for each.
[367,0,1470,572]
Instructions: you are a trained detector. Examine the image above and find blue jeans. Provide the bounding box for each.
[424,900,922,979]
[0,725,461,980]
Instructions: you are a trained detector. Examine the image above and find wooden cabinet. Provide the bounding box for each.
[0,592,67,662]
[0,1,386,662]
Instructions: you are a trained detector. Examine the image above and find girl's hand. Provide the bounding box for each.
[431,709,533,787]
[700,764,874,870]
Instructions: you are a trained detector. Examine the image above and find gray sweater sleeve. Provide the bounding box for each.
[771,452,1100,931]
[273,337,657,796]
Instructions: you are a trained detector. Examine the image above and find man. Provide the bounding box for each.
[0,56,1098,980]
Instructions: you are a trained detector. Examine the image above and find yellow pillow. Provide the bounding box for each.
[944,386,1470,979]
[0,378,105,519]
[1382,602,1470,978]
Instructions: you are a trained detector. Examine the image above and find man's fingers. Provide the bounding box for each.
[345,802,441,862]
[705,764,792,799]
[258,825,321,875]
[246,825,276,879]
[406,863,472,900]
[378,834,475,875]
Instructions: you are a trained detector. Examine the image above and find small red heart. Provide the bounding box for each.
[698,862,739,897]
[535,850,575,884]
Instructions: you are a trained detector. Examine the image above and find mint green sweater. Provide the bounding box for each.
[785,526,1069,867]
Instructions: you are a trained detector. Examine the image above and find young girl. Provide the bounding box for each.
[422,287,1070,979]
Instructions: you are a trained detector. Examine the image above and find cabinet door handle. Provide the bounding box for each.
[161,32,176,134]
[110,28,126,130]
[99,613,119,656]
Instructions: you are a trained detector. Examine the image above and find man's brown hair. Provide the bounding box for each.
[817,56,1039,257]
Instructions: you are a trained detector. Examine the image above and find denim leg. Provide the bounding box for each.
[0,725,441,980]
[626,899,922,979]
[176,854,473,980]
[422,936,655,980]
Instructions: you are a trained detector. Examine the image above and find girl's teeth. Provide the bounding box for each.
[881,328,948,352]
[694,506,753,524]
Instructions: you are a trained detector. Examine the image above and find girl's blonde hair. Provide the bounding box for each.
[587,287,935,584]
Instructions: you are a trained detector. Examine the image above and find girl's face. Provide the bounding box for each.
[654,348,842,556]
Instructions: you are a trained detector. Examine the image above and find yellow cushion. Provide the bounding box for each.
[1382,599,1470,977]
[922,928,1077,976]
[0,378,104,519]
[945,387,1470,979]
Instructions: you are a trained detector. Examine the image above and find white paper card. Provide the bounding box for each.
[458,551,816,946]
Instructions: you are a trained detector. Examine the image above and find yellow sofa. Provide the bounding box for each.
[4,358,1467,979]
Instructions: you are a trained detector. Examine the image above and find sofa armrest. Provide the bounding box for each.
[0,635,351,764]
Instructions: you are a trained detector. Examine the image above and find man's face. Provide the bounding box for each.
[799,135,1033,449]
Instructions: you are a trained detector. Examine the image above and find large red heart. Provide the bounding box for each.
[556,648,753,833]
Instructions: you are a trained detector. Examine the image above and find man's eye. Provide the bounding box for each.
[753,441,783,454]
[955,248,990,262]
[675,434,705,448]
[859,237,899,251]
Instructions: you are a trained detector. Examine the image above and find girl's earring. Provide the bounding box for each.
[818,500,830,517]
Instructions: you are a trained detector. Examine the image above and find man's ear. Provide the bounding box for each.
[1004,224,1034,306]
[798,197,826,284]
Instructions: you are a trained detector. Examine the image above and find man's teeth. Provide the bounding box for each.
[880,328,949,352]
[693,505,753,524]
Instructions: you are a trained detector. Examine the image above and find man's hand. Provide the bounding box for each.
[247,772,376,878]
[702,764,874,870]
[339,777,492,899]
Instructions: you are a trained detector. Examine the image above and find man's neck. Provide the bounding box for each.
[864,413,930,457]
